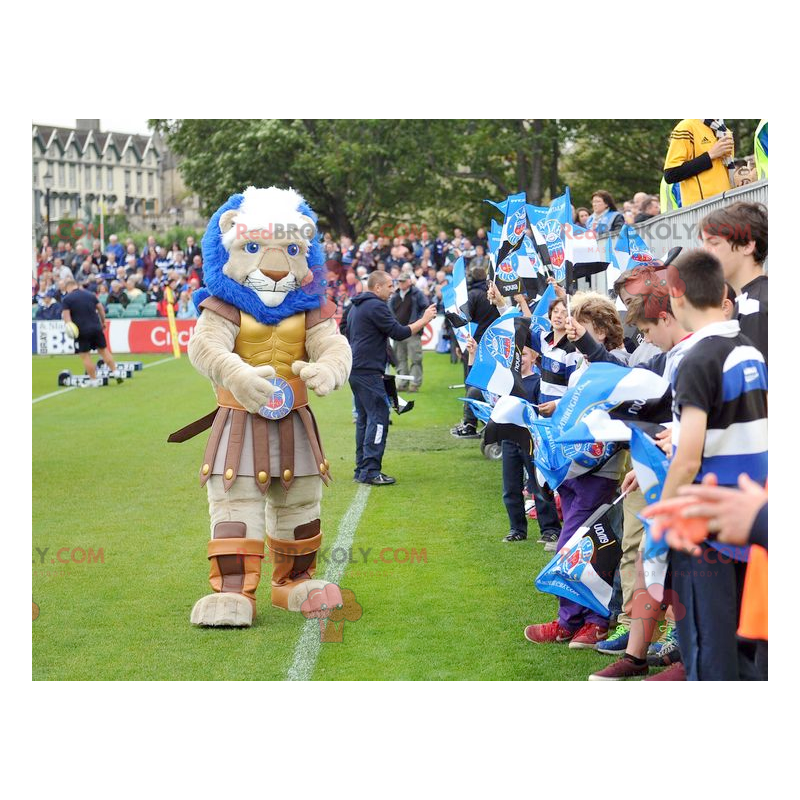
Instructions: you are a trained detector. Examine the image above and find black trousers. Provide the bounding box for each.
[349,371,391,481]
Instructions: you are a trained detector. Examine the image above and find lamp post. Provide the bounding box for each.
[43,168,54,241]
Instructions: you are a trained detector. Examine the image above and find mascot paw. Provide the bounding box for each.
[299,583,344,619]
[190,593,254,627]
[286,579,341,612]
[291,361,335,397]
[228,365,278,414]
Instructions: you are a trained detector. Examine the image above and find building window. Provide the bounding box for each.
[69,164,76,188]
[96,166,102,190]
[58,163,65,186]
[33,162,37,185]
[107,167,113,190]
[136,171,142,194]
[148,172,154,195]
[125,170,131,193]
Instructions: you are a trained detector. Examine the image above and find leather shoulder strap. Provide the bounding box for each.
[305,298,337,329]
[199,296,241,326]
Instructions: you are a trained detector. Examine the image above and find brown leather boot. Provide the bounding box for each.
[268,520,324,611]
[190,522,265,627]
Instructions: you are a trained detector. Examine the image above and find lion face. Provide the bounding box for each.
[218,208,315,308]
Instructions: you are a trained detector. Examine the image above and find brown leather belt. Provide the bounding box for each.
[215,375,308,412]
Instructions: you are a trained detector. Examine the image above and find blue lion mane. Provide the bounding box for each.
[193,190,327,324]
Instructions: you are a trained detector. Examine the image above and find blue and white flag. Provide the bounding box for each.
[535,496,624,618]
[530,415,620,489]
[630,427,671,593]
[442,283,476,353]
[496,192,528,265]
[452,256,470,319]
[487,218,503,260]
[526,203,548,230]
[550,363,672,441]
[457,397,493,425]
[556,409,667,444]
[615,224,656,273]
[466,310,531,397]
[528,416,572,489]
[532,283,557,318]
[563,223,609,285]
[535,187,571,282]
[483,394,536,453]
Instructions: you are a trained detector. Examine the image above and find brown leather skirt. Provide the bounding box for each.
[170,405,331,494]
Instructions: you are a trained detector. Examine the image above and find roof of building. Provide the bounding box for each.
[32,123,159,161]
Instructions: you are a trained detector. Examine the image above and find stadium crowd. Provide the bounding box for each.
[32,187,674,324]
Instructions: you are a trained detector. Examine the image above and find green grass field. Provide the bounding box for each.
[32,350,618,681]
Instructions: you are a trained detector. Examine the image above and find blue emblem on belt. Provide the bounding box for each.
[258,376,295,420]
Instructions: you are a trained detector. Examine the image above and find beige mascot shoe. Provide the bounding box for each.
[191,522,265,627]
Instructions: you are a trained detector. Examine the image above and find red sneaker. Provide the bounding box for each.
[524,621,575,644]
[569,623,609,650]
[588,656,649,681]
[644,662,687,681]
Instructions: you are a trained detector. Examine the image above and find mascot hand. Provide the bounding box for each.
[292,360,336,397]
[228,365,277,413]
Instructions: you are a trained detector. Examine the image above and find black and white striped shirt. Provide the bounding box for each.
[531,329,582,403]
[671,320,768,488]
[736,275,768,366]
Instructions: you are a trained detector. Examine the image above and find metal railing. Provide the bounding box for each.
[589,179,768,293]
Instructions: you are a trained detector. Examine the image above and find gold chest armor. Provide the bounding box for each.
[214,311,309,411]
[233,311,307,379]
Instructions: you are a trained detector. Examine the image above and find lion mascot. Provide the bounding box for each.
[169,186,352,627]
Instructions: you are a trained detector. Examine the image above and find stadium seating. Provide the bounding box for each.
[127,293,148,306]
[104,304,123,318]
[140,303,160,318]
[122,305,143,318]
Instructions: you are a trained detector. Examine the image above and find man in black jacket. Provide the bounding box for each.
[388,268,429,391]
[451,268,500,438]
[345,271,436,485]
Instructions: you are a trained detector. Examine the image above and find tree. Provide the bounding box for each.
[152,119,452,238]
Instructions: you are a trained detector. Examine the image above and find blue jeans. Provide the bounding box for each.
[349,371,391,481]
[671,546,749,680]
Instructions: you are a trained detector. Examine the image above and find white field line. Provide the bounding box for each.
[32,356,176,405]
[286,483,371,681]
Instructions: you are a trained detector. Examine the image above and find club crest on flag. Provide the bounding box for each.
[511,208,527,240]
[485,330,514,368]
[561,440,614,468]
[497,255,518,281]
[562,537,595,582]
[538,218,565,268]
[258,377,294,420]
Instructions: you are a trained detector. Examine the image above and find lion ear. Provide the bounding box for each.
[219,209,240,235]
[298,214,317,241]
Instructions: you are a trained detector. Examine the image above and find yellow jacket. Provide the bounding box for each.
[663,119,733,207]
